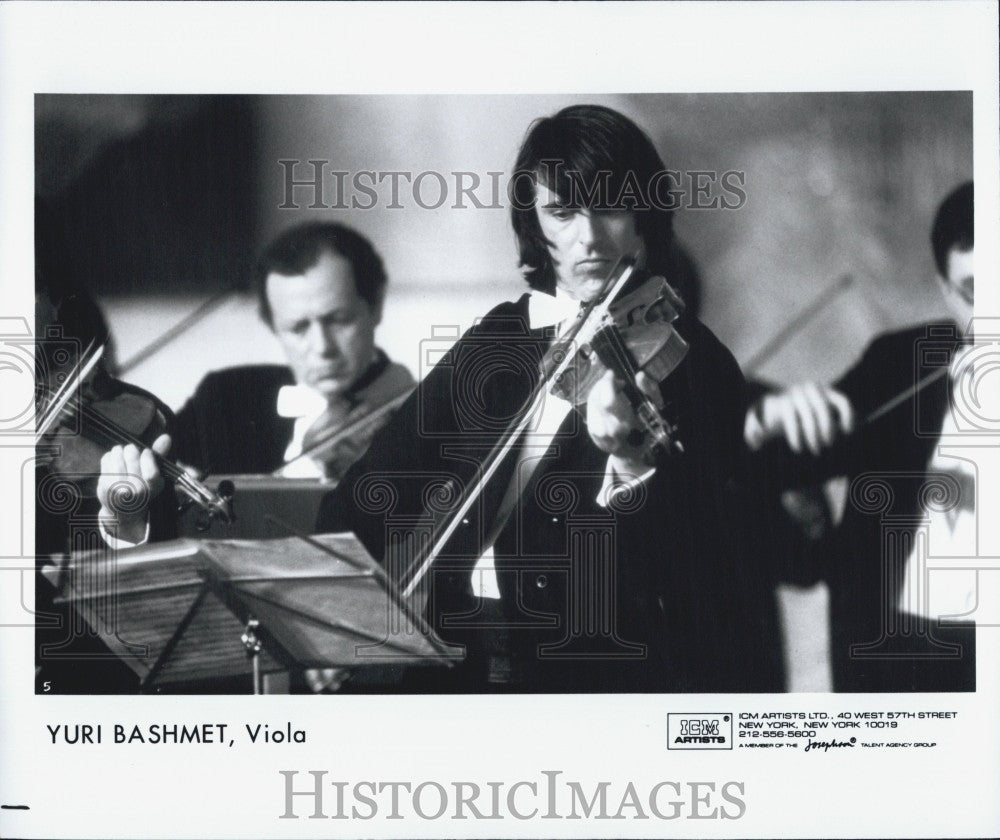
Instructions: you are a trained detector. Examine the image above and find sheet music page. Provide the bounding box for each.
[1,2,998,838]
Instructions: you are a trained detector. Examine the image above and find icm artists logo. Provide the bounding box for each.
[667,714,732,750]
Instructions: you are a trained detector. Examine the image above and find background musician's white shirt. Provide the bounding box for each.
[898,345,999,624]
[276,383,329,479]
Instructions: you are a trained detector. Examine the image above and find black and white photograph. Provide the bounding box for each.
[2,2,999,838]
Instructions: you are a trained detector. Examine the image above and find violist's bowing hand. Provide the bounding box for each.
[97,433,171,546]
[586,369,662,471]
[744,383,854,456]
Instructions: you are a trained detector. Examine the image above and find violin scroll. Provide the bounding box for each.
[192,479,236,531]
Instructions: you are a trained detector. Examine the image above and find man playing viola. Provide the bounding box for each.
[745,182,980,692]
[171,222,414,481]
[316,105,784,693]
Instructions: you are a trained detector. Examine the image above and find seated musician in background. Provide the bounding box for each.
[668,243,834,589]
[172,222,414,480]
[316,104,784,693]
[745,181,979,692]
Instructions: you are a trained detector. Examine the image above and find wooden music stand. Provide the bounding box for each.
[42,533,460,693]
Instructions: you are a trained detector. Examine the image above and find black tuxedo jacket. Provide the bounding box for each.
[318,294,784,693]
[172,353,414,477]
[171,365,295,475]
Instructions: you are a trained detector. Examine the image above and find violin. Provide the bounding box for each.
[543,265,689,457]
[277,389,413,480]
[37,343,234,528]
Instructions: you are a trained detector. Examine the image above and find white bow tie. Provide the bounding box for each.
[276,384,329,419]
[529,290,583,329]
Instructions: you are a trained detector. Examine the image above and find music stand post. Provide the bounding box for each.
[241,618,263,695]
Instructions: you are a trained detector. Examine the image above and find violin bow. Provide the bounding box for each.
[276,388,414,477]
[741,273,854,376]
[863,365,950,426]
[116,286,238,377]
[35,341,104,441]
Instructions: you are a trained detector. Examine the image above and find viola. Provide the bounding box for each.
[542,267,689,457]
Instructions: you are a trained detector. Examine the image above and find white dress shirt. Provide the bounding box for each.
[898,345,996,622]
[275,383,331,479]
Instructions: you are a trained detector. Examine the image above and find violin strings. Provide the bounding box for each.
[36,340,102,440]
[601,325,641,381]
[54,391,216,507]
